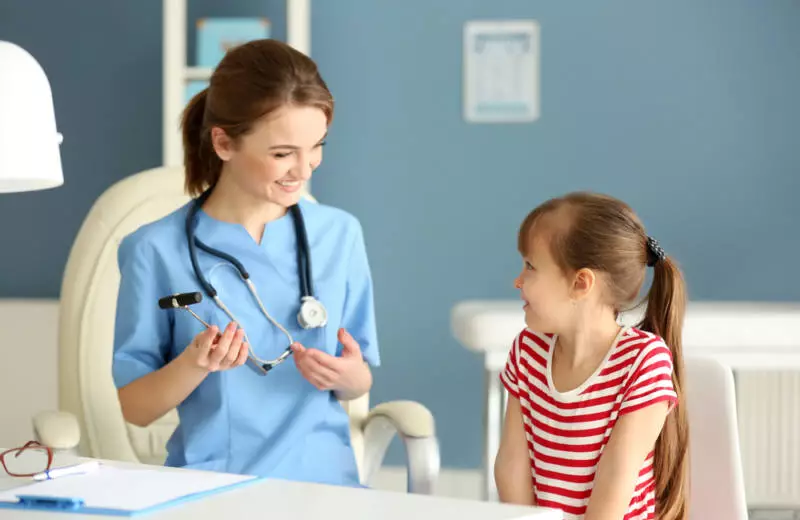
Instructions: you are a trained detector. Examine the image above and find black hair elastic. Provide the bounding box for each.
[646,236,666,267]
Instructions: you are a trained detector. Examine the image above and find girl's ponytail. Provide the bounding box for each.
[181,88,221,197]
[638,240,689,520]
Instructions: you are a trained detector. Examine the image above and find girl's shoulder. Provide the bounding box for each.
[614,327,675,378]
[512,327,557,353]
[618,327,672,357]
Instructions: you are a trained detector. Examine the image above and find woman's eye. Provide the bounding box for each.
[273,151,292,159]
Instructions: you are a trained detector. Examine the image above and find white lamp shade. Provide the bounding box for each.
[0,41,64,193]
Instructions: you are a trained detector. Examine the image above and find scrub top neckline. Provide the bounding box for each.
[194,200,299,249]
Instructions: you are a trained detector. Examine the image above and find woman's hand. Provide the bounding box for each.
[292,328,372,400]
[178,321,250,373]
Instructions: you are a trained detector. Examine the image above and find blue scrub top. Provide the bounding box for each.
[111,197,380,487]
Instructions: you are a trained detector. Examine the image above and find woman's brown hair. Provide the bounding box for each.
[518,192,688,520]
[180,39,334,197]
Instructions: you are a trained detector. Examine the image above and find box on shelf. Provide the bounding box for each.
[196,17,271,69]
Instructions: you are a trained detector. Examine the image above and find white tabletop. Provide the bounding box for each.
[0,456,561,520]
[452,300,800,370]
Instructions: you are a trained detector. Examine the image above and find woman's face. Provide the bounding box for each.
[212,104,328,208]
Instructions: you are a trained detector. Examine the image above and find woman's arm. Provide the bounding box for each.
[583,401,670,520]
[494,394,536,506]
[118,350,209,427]
[118,323,249,427]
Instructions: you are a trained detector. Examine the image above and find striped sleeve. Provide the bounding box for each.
[500,332,521,397]
[619,340,678,416]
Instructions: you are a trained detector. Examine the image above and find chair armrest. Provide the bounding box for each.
[32,411,81,451]
[366,400,435,438]
[361,400,440,494]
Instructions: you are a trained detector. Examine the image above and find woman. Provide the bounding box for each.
[111,39,379,488]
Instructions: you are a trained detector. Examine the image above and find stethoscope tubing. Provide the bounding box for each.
[183,189,322,374]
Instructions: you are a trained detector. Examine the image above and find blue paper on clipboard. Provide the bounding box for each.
[0,464,260,516]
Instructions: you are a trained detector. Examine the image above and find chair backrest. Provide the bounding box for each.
[684,355,748,520]
[56,165,370,472]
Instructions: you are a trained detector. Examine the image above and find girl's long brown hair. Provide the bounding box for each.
[518,192,688,519]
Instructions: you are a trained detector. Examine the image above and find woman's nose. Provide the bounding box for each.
[296,162,313,181]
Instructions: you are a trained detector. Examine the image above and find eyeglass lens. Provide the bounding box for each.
[1,444,51,476]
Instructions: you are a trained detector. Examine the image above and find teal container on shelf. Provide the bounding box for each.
[185,80,208,104]
[196,17,271,68]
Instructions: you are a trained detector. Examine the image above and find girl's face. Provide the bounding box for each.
[514,232,576,334]
[212,104,328,208]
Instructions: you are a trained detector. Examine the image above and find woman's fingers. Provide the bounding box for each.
[298,352,339,390]
[208,322,237,368]
[234,341,250,367]
[224,328,246,367]
[196,326,219,351]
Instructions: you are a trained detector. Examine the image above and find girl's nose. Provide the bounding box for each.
[514,276,522,289]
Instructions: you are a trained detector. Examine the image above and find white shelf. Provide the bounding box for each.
[184,67,213,81]
[162,0,311,168]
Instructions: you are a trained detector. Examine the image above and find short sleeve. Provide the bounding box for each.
[340,219,380,367]
[111,234,172,389]
[500,333,521,398]
[619,340,678,416]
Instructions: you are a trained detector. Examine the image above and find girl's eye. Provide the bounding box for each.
[273,151,292,159]
[525,262,534,270]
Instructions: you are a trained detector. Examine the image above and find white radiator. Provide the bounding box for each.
[737,371,800,508]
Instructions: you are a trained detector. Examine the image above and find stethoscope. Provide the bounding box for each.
[161,189,328,375]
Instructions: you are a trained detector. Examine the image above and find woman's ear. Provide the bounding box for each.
[210,127,234,161]
[571,268,596,301]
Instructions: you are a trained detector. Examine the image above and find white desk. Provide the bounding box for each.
[451,299,800,501]
[0,456,562,520]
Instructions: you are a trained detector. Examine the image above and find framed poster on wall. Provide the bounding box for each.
[463,20,540,123]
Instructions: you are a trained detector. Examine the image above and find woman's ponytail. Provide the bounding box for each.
[181,88,221,197]
[638,241,690,520]
[177,40,335,197]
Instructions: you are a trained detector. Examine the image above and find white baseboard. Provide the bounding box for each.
[370,466,482,500]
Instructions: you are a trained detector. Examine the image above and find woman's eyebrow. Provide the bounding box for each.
[268,132,328,151]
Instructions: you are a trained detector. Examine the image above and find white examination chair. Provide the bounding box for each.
[684,355,748,520]
[32,165,440,494]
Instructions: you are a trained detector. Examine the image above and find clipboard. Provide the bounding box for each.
[0,463,261,516]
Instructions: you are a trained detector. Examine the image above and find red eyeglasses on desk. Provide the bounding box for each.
[0,441,53,478]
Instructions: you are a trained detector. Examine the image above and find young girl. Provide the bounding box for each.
[494,192,688,520]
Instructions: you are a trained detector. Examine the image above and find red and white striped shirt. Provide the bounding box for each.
[500,326,677,520]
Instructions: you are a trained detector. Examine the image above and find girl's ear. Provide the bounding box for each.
[571,267,596,301]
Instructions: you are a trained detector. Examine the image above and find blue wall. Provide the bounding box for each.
[1,1,798,469]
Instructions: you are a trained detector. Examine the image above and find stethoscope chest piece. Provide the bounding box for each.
[298,296,328,329]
